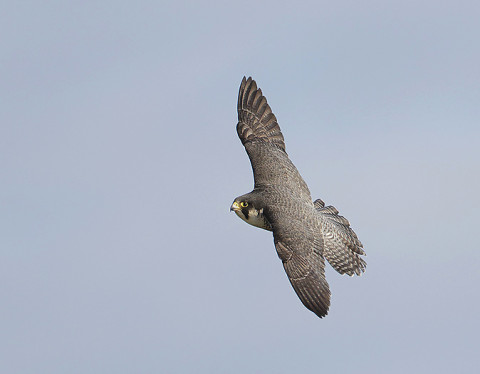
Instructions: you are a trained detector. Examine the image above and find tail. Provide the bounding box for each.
[314,199,366,276]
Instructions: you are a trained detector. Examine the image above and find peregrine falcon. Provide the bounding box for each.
[231,77,366,318]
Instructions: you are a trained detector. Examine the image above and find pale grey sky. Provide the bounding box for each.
[1,1,479,373]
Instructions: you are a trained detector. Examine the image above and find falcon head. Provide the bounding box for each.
[230,195,272,231]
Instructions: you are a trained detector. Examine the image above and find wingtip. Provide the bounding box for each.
[316,310,328,319]
[236,76,286,152]
[241,76,255,86]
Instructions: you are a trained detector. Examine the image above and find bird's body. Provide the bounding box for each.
[231,77,366,318]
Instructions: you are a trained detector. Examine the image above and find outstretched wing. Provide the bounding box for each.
[275,240,331,318]
[314,199,366,276]
[237,77,310,198]
[237,76,285,151]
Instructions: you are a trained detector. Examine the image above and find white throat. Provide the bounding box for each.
[235,207,272,231]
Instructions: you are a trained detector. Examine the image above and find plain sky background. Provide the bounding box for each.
[1,1,479,373]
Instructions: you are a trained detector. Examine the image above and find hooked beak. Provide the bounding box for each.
[230,201,240,212]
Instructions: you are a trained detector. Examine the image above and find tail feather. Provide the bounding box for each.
[315,199,366,276]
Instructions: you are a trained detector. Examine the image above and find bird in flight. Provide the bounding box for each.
[231,77,366,318]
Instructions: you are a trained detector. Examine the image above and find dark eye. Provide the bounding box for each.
[240,201,248,208]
